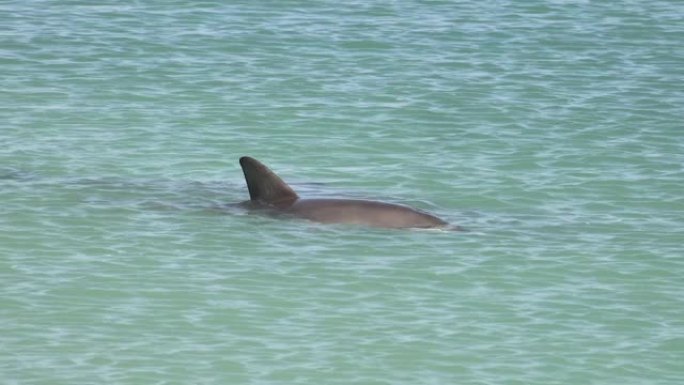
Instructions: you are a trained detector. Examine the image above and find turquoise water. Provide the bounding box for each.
[2,0,683,384]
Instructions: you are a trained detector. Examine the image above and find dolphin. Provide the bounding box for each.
[239,156,452,229]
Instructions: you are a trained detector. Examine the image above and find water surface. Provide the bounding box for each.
[2,1,683,384]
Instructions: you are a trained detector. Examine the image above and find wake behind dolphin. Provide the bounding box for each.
[239,156,453,229]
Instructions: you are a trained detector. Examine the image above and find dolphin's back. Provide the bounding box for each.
[239,156,450,229]
[286,199,447,229]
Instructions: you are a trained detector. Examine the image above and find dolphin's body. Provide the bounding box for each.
[239,156,450,229]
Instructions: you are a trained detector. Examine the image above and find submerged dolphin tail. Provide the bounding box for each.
[239,156,299,206]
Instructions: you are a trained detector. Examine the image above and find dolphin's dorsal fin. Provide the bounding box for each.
[240,156,299,206]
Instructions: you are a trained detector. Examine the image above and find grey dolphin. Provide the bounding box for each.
[239,156,451,229]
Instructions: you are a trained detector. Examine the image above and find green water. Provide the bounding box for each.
[2,1,683,384]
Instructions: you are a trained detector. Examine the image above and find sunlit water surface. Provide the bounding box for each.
[2,1,683,384]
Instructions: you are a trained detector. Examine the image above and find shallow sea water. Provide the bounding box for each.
[1,1,683,384]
